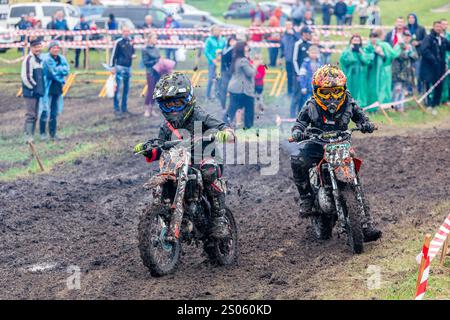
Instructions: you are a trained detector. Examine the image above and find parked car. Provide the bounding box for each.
[7,2,80,30]
[86,17,135,31]
[0,26,14,53]
[163,3,205,16]
[178,13,240,29]
[223,0,257,20]
[101,6,180,29]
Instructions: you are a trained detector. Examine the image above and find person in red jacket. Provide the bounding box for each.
[253,52,266,113]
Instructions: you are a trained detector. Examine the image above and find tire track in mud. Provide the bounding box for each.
[1,128,449,299]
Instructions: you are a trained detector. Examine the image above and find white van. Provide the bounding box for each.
[7,2,80,30]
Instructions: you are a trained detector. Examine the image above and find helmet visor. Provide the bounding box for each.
[316,86,345,100]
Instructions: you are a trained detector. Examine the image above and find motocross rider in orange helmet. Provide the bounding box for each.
[290,64,381,242]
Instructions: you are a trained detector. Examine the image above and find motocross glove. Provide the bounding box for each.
[292,130,308,142]
[134,142,146,154]
[360,122,375,134]
[216,128,236,143]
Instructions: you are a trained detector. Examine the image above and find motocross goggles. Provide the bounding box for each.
[316,86,345,100]
[158,97,190,113]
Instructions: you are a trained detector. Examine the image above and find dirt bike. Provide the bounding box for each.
[136,136,238,276]
[290,127,374,254]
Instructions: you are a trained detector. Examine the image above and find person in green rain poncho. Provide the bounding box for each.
[365,29,402,108]
[339,34,373,107]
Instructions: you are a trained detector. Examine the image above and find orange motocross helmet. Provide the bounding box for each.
[312,64,347,114]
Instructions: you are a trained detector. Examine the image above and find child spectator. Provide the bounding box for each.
[298,45,322,111]
[392,30,418,111]
[253,53,266,113]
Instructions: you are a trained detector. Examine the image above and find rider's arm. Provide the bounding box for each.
[292,103,312,133]
[351,102,375,133]
[350,102,370,126]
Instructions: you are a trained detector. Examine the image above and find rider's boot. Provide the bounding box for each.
[363,223,382,242]
[291,156,314,218]
[361,202,382,242]
[207,182,229,240]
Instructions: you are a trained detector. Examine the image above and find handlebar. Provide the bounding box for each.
[137,134,216,154]
[288,126,376,144]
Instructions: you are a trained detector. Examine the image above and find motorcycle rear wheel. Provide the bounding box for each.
[203,207,239,266]
[341,185,364,254]
[138,204,181,277]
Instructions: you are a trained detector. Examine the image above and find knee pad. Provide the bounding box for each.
[200,158,221,185]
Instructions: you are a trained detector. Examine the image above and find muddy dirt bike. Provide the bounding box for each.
[290,127,375,254]
[136,136,238,276]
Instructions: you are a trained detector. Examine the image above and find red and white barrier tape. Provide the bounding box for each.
[415,213,450,300]
[428,213,450,262]
[0,24,402,40]
[362,97,414,111]
[417,69,450,103]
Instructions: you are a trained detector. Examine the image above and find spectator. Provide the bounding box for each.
[74,15,90,69]
[357,0,369,25]
[225,41,256,129]
[28,12,37,28]
[303,11,314,26]
[267,7,282,67]
[249,18,264,56]
[291,26,312,117]
[21,39,44,143]
[365,29,401,106]
[298,45,322,108]
[107,14,118,30]
[407,13,427,92]
[320,36,335,64]
[367,1,381,26]
[345,0,357,26]
[291,0,305,26]
[440,18,449,104]
[321,0,333,27]
[204,25,226,101]
[39,40,69,140]
[218,36,237,110]
[419,21,450,112]
[250,3,266,24]
[280,20,299,96]
[163,14,181,62]
[253,52,266,113]
[304,1,315,18]
[391,30,418,112]
[340,34,373,107]
[334,0,347,28]
[142,32,160,118]
[16,14,31,53]
[49,10,69,31]
[384,17,406,47]
[141,15,154,29]
[110,26,136,117]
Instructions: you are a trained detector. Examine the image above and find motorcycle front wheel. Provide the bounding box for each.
[203,207,239,266]
[138,204,181,276]
[311,213,335,240]
[341,184,364,254]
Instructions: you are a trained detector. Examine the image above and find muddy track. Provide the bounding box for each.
[0,95,449,299]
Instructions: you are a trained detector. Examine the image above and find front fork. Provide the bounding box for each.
[327,162,364,235]
[167,164,189,241]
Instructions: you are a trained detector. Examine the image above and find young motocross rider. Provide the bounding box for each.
[290,64,382,242]
[134,72,235,239]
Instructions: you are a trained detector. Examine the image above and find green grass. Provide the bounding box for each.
[317,202,450,300]
[0,141,98,181]
[368,104,450,127]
